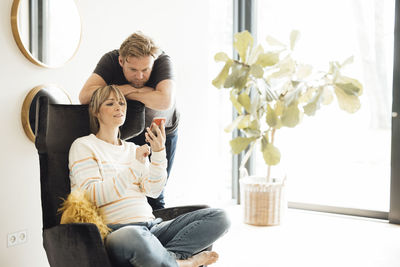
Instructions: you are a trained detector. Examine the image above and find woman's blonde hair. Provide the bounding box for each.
[88,85,126,134]
[119,31,161,60]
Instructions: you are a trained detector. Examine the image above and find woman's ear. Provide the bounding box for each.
[91,109,98,119]
[94,112,101,123]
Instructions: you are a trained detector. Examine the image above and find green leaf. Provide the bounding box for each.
[266,35,285,47]
[303,102,317,116]
[291,80,301,89]
[261,139,281,166]
[248,119,260,131]
[275,100,284,116]
[330,61,340,71]
[281,102,301,127]
[290,30,301,50]
[224,115,244,133]
[248,44,264,65]
[303,89,322,116]
[243,129,261,138]
[250,64,264,78]
[321,86,334,105]
[224,63,240,88]
[265,83,278,102]
[282,86,301,107]
[214,52,231,62]
[334,86,361,113]
[212,60,233,89]
[238,92,251,113]
[266,104,278,127]
[242,120,262,137]
[335,82,361,96]
[296,64,312,79]
[225,63,250,90]
[275,118,283,129]
[299,87,316,103]
[255,52,280,67]
[230,136,257,154]
[230,90,243,115]
[335,76,363,96]
[250,89,261,116]
[341,56,354,67]
[234,31,254,63]
[235,68,250,89]
[237,114,252,129]
[269,56,295,79]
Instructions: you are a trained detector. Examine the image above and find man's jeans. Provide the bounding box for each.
[105,208,230,267]
[128,130,178,210]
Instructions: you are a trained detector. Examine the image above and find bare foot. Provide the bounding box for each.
[177,251,219,267]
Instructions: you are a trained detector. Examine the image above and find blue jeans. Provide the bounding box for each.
[105,208,230,267]
[128,130,178,210]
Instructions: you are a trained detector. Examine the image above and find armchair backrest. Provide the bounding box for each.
[35,96,144,229]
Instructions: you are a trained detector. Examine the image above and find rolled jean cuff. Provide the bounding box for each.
[171,251,191,260]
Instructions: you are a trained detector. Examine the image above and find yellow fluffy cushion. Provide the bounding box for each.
[58,190,111,240]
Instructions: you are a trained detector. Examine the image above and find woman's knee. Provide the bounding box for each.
[105,226,151,258]
[105,225,177,267]
[203,208,231,235]
[213,208,231,232]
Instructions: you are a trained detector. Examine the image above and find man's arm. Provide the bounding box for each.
[79,73,136,104]
[125,79,175,111]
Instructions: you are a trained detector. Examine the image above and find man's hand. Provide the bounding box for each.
[136,144,150,163]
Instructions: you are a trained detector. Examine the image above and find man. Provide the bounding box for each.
[79,32,179,210]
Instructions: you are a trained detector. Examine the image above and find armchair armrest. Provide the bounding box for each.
[43,223,113,267]
[153,205,210,221]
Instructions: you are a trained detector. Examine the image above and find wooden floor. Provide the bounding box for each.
[211,205,400,267]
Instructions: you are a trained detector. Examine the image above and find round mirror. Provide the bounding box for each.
[11,0,81,68]
[21,85,72,142]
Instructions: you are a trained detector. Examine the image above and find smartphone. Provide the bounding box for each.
[150,117,166,136]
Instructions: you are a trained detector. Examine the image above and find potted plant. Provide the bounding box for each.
[212,30,363,226]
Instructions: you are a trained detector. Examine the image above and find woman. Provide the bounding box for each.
[68,85,230,267]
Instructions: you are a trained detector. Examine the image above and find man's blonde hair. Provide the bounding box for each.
[88,85,126,134]
[119,31,161,60]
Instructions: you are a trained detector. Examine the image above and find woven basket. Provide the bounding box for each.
[240,176,286,226]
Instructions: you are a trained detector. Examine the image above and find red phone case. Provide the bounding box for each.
[151,117,166,135]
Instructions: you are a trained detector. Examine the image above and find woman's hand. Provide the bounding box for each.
[145,120,166,152]
[136,144,150,163]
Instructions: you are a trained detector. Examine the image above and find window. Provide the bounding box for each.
[255,0,395,212]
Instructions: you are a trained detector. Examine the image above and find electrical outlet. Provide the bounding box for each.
[7,229,28,247]
[7,233,17,247]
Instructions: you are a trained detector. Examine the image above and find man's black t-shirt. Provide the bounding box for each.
[93,50,179,134]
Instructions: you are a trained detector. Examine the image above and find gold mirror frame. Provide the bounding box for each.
[11,0,82,68]
[21,84,72,142]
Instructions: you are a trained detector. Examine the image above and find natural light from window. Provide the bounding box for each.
[255,0,395,212]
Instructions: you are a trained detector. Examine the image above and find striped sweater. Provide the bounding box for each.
[68,134,168,224]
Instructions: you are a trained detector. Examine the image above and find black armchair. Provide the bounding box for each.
[35,96,210,267]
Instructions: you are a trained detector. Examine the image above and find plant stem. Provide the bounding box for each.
[239,140,257,178]
[267,128,276,183]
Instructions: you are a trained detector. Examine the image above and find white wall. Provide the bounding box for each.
[0,0,232,266]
